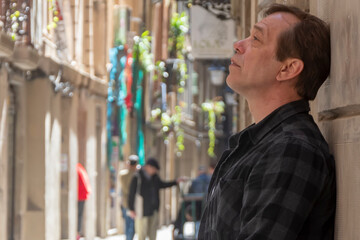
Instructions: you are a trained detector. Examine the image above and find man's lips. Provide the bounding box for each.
[230,58,241,68]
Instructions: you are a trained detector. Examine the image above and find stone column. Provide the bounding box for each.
[45,83,62,240]
[23,77,62,240]
[94,98,108,238]
[68,91,80,240]
[93,0,107,78]
[0,64,9,240]
[60,91,80,240]
[60,97,70,239]
[84,91,97,239]
[75,0,85,68]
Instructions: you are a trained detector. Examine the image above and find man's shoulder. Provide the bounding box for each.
[259,113,333,163]
[261,115,334,169]
[272,113,327,149]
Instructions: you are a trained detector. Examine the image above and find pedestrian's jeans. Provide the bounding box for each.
[121,206,135,240]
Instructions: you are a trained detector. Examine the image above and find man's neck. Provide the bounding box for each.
[247,94,302,123]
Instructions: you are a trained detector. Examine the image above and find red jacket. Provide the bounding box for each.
[77,163,91,201]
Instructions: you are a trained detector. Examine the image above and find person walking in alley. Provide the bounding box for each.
[119,155,139,240]
[77,163,91,240]
[173,163,215,239]
[199,4,336,240]
[128,157,184,240]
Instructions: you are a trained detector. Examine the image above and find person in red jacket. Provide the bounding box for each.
[77,163,91,240]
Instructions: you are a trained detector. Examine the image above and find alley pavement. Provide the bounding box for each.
[97,225,174,240]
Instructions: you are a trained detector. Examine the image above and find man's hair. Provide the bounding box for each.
[264,4,331,101]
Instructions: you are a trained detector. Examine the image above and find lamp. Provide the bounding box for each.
[208,66,225,86]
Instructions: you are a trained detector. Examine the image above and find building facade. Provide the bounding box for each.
[0,1,112,240]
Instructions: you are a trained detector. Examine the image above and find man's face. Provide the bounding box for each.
[145,165,158,176]
[226,12,299,97]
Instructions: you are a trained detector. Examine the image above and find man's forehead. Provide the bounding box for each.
[255,12,299,32]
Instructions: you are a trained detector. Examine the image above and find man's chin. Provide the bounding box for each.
[226,77,248,96]
[226,76,239,92]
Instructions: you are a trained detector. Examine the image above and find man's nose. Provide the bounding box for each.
[233,39,246,54]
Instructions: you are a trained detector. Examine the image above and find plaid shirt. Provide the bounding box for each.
[199,100,336,240]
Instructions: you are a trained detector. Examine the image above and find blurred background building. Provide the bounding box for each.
[0,0,359,240]
[0,1,109,239]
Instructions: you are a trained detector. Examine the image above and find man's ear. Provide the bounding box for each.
[276,58,304,82]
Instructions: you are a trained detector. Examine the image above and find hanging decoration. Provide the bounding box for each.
[1,0,31,41]
[168,12,189,94]
[201,99,225,157]
[132,31,154,165]
[107,45,128,167]
[47,0,61,30]
[149,12,189,156]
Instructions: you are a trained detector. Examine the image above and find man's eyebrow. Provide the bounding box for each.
[253,24,265,35]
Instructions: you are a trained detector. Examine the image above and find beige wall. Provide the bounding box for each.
[0,64,9,240]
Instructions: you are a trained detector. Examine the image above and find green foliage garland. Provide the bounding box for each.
[148,12,189,156]
[150,105,185,156]
[133,31,154,72]
[169,12,189,94]
[201,100,225,157]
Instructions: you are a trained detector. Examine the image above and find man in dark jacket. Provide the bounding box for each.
[128,157,181,240]
[199,3,336,240]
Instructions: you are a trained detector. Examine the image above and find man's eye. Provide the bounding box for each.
[253,36,259,41]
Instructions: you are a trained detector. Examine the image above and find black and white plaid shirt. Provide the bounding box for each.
[199,100,336,240]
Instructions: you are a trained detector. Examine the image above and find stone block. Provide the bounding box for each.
[317,0,360,112]
[0,31,15,58]
[12,45,40,71]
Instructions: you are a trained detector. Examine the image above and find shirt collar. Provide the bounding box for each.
[229,100,310,148]
[248,100,310,144]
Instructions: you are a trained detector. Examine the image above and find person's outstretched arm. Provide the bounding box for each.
[156,175,177,189]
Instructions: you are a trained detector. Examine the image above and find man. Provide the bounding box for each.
[199,4,336,240]
[119,155,139,240]
[128,158,183,240]
[173,165,212,239]
[189,165,211,195]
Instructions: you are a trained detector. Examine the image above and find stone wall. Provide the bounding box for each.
[232,0,360,239]
[312,0,360,239]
